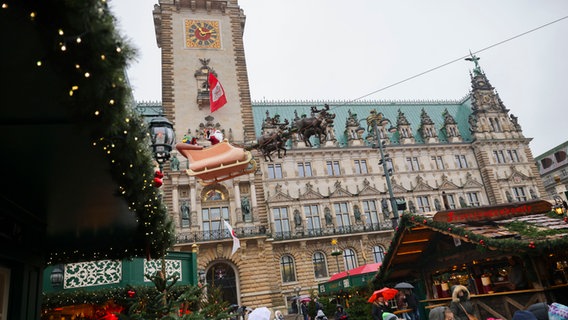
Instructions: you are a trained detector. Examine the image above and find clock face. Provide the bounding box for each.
[185,20,221,49]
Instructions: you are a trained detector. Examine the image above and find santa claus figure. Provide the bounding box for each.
[207,129,224,145]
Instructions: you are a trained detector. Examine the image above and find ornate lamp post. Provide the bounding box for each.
[370,117,399,229]
[50,265,64,288]
[148,116,175,172]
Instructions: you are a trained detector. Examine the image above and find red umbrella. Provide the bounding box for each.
[368,287,399,303]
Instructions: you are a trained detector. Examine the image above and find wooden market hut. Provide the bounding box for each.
[375,199,568,320]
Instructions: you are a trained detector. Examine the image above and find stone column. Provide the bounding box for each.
[190,179,198,228]
[234,183,242,223]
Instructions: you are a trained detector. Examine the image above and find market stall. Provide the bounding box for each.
[375,200,568,320]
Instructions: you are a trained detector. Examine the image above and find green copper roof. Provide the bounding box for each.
[251,97,473,147]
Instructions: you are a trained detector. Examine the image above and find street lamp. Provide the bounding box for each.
[370,117,399,229]
[50,264,64,288]
[198,269,206,284]
[149,116,175,172]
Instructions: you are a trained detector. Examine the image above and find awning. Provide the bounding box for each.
[319,262,382,294]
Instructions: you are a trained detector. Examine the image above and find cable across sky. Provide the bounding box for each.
[338,15,568,107]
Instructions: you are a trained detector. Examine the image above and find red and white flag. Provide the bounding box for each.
[223,219,240,256]
[208,73,227,113]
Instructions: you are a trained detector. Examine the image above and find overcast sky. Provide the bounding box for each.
[110,0,568,157]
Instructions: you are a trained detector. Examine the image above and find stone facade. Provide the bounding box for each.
[150,0,547,313]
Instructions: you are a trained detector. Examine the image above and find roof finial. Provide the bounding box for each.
[465,50,482,75]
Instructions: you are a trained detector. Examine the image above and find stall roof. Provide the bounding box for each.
[376,200,568,284]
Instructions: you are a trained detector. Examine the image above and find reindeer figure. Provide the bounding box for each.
[292,104,335,147]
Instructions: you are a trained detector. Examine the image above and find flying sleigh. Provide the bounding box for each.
[175,140,257,186]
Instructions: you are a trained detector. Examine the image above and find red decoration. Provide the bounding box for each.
[448,228,452,231]
[528,241,536,249]
[423,219,427,224]
[127,289,136,298]
[564,217,567,223]
[479,239,485,245]
[155,170,164,178]
[153,177,163,188]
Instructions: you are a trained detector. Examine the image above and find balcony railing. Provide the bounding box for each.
[175,221,393,244]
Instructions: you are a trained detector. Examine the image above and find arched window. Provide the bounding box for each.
[372,246,385,263]
[280,255,296,283]
[313,251,328,279]
[206,262,238,305]
[201,186,229,240]
[343,248,357,271]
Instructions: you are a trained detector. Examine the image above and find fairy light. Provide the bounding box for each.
[84,72,90,78]
[29,11,36,20]
[36,61,42,67]
[2,3,8,9]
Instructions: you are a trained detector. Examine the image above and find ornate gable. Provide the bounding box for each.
[462,173,484,189]
[390,179,409,193]
[504,166,531,184]
[329,180,353,198]
[412,176,434,192]
[438,174,460,190]
[299,182,324,200]
[267,191,295,203]
[358,182,382,196]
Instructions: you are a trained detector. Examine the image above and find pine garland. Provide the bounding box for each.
[4,0,174,264]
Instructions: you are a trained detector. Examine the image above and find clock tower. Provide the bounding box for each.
[153,0,274,308]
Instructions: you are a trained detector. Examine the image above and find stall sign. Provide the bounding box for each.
[433,200,551,223]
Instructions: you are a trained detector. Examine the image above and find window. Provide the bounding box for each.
[507,150,520,163]
[298,162,313,177]
[180,201,190,228]
[363,200,380,225]
[313,252,328,279]
[354,159,368,174]
[416,196,431,212]
[343,248,358,271]
[512,187,527,202]
[202,206,229,240]
[334,202,351,231]
[455,155,469,168]
[466,192,480,207]
[445,193,457,209]
[304,205,322,235]
[432,156,444,170]
[267,164,283,179]
[326,161,341,176]
[372,246,385,263]
[273,207,290,238]
[406,157,420,171]
[493,150,506,164]
[280,255,296,283]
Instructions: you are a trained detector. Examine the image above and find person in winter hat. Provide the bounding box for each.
[334,305,349,320]
[449,285,475,320]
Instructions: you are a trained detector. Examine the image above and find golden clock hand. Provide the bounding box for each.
[197,27,213,36]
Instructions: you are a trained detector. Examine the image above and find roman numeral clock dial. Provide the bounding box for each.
[185,20,221,49]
